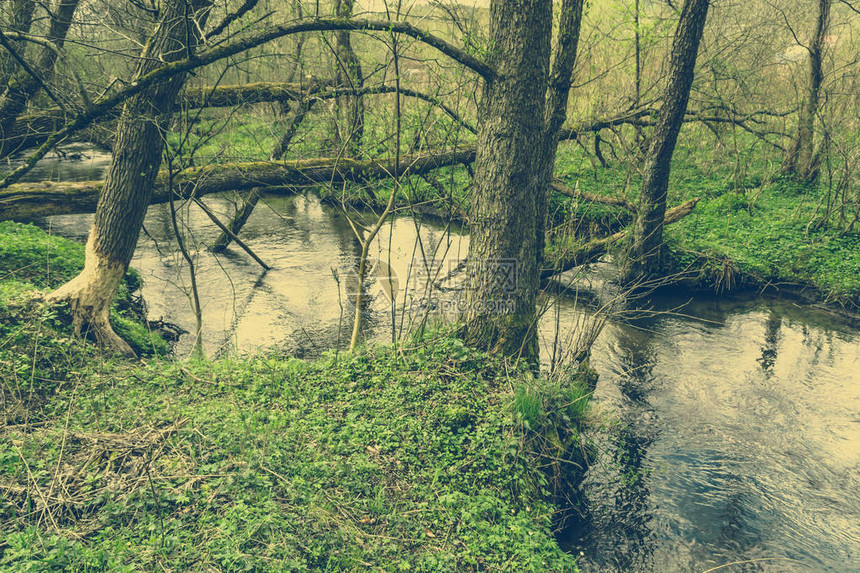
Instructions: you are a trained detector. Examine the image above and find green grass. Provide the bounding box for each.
[550,128,860,308]
[0,336,587,571]
[666,185,860,301]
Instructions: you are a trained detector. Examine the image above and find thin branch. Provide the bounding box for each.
[0,29,67,111]
[0,17,494,189]
[207,0,260,39]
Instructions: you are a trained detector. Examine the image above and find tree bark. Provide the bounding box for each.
[46,0,212,356]
[536,0,585,265]
[626,0,709,279]
[782,0,830,182]
[0,0,79,158]
[462,0,551,362]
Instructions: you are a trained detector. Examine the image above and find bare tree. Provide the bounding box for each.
[0,0,80,158]
[0,0,36,88]
[783,0,831,182]
[331,0,365,156]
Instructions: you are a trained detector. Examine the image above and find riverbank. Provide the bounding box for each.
[0,222,588,571]
[556,130,860,313]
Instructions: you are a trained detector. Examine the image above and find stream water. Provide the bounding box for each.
[17,146,860,572]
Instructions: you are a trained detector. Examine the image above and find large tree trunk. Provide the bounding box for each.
[626,0,709,279]
[46,0,211,356]
[0,0,80,158]
[782,0,830,183]
[331,0,364,156]
[462,0,551,361]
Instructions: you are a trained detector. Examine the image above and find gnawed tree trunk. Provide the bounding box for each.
[1,148,476,221]
[0,0,80,158]
[626,0,709,279]
[782,0,830,183]
[46,0,212,356]
[331,0,364,156]
[462,0,551,361]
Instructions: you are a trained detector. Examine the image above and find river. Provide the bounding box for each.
[19,145,860,572]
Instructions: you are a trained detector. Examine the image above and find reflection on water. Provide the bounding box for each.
[11,143,112,183]
[46,193,469,356]
[31,153,860,572]
[566,295,860,572]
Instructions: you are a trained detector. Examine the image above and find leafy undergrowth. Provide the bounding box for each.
[665,186,860,307]
[0,221,590,571]
[0,335,588,571]
[551,130,860,309]
[1,222,169,424]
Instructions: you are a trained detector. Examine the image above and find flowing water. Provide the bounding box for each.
[17,146,860,572]
[565,294,860,572]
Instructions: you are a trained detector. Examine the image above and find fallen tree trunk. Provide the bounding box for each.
[3,83,313,154]
[210,189,262,252]
[179,82,309,108]
[541,198,699,280]
[2,101,642,162]
[0,147,476,221]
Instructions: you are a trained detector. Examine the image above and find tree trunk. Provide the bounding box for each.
[46,0,212,356]
[462,0,551,362]
[633,0,645,150]
[210,189,261,252]
[626,0,709,279]
[783,0,830,183]
[543,198,699,280]
[1,148,476,221]
[331,0,364,156]
[536,0,585,266]
[0,0,80,158]
[270,81,322,160]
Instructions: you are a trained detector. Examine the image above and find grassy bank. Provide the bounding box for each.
[554,129,860,310]
[1,223,589,571]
